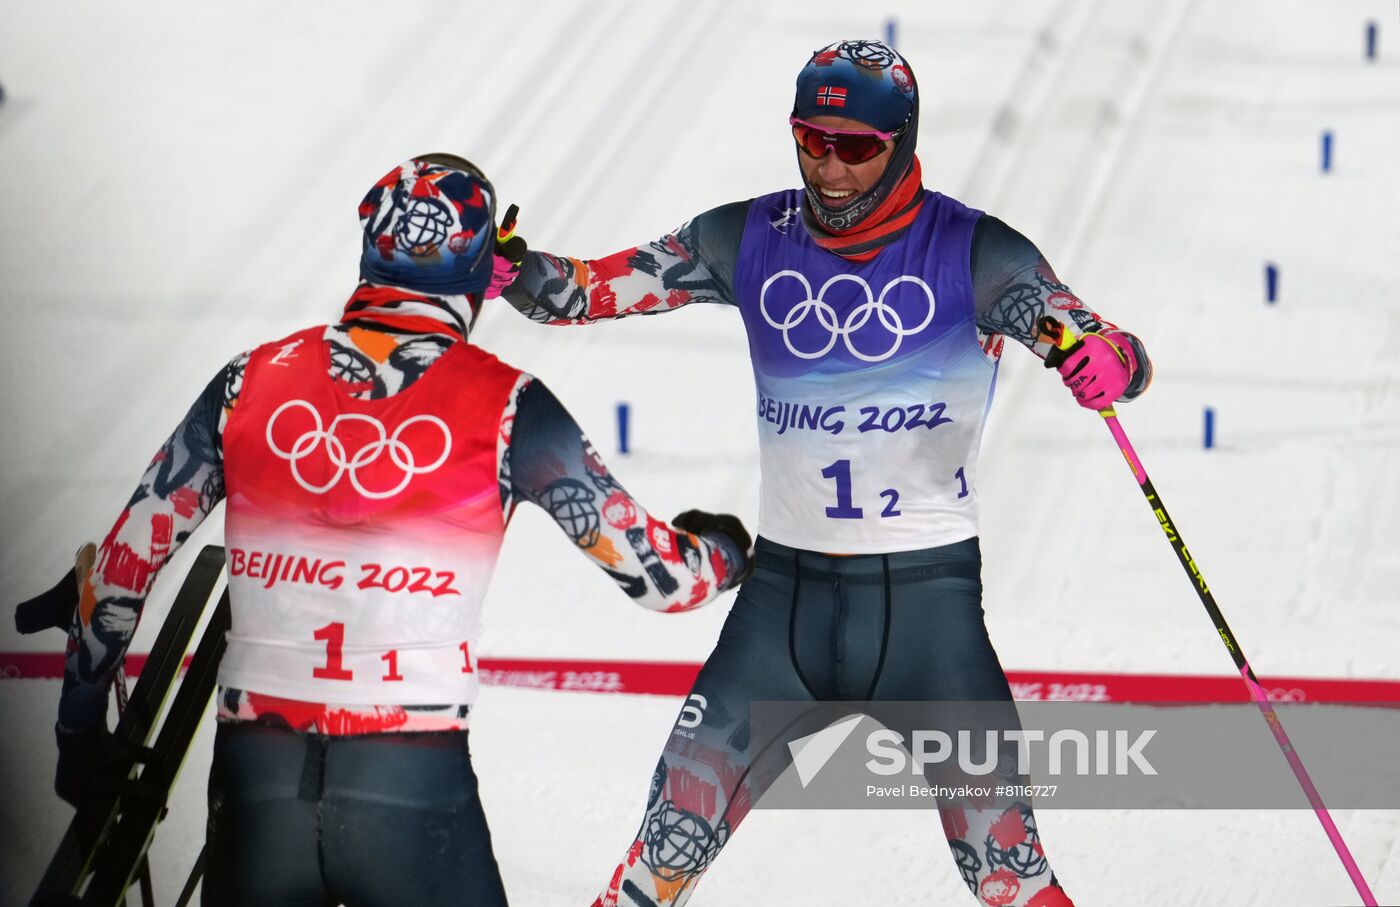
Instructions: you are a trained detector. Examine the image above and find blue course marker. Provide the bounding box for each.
[1366,21,1378,61]
[1321,130,1334,173]
[1265,262,1278,303]
[885,18,897,49]
[1204,407,1215,450]
[617,403,631,455]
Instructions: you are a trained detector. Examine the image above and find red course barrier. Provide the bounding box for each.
[5,652,1399,704]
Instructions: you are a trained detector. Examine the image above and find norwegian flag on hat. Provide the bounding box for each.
[815,85,847,107]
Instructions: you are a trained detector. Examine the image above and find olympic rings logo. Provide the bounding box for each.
[758,270,936,362]
[265,400,452,500]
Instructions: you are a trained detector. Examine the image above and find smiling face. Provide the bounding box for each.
[795,115,895,209]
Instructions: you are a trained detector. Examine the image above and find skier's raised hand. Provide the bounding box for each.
[1042,319,1139,411]
[485,203,526,299]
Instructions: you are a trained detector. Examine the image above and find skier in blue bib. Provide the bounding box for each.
[489,39,1150,907]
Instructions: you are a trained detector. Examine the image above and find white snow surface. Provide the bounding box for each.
[2,1,1399,905]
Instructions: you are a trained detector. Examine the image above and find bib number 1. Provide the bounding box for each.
[310,623,475,683]
[312,622,354,681]
[821,459,864,519]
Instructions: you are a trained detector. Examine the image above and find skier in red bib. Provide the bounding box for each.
[26,155,752,906]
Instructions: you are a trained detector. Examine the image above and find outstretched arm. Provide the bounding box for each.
[500,200,751,324]
[972,215,1152,401]
[501,378,748,611]
[59,356,244,731]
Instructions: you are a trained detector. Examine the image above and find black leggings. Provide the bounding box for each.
[204,723,507,907]
[593,536,1073,907]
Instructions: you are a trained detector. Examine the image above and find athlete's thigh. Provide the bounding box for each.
[203,723,330,907]
[319,732,507,907]
[628,568,818,877]
[875,563,1014,703]
[869,545,1024,794]
[683,558,822,769]
[694,558,814,702]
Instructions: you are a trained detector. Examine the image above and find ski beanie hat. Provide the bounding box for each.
[358,155,496,296]
[793,39,921,237]
[794,39,916,133]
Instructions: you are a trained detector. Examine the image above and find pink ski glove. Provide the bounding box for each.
[484,203,525,299]
[485,251,520,299]
[1056,332,1137,410]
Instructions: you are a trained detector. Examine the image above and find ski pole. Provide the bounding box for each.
[1040,317,1378,907]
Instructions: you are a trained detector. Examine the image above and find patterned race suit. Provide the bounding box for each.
[58,286,746,904]
[502,192,1147,906]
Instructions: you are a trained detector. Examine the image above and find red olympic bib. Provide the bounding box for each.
[218,326,523,705]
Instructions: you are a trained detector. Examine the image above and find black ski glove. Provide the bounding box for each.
[672,510,755,587]
[15,568,80,635]
[54,718,138,810]
[15,543,94,635]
